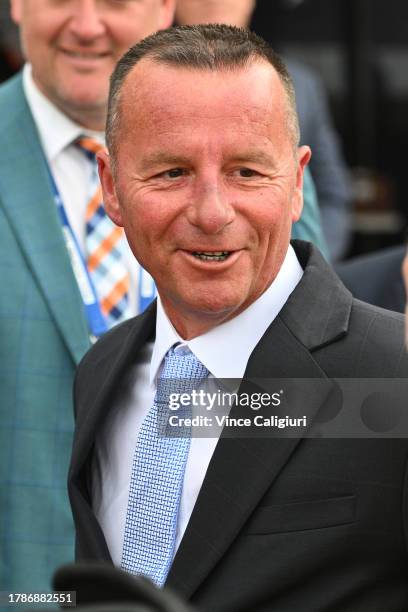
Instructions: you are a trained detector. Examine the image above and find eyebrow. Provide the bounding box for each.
[138,149,277,171]
[139,152,191,171]
[230,151,277,166]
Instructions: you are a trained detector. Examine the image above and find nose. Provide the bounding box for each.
[68,0,106,40]
[186,179,235,235]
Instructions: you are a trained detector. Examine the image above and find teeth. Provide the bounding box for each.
[192,251,230,261]
[65,51,106,58]
[195,251,228,256]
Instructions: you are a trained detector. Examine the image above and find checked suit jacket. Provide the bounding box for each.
[70,241,408,612]
[0,74,90,593]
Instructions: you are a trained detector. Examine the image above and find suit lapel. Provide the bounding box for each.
[69,304,157,563]
[71,304,157,483]
[166,243,352,598]
[0,75,89,363]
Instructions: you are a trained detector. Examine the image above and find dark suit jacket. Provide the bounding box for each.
[70,241,408,612]
[336,245,406,314]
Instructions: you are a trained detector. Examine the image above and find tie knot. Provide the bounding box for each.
[161,345,209,383]
[76,136,105,159]
[156,346,208,437]
[156,346,209,416]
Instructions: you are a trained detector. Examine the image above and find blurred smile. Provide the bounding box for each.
[59,47,111,67]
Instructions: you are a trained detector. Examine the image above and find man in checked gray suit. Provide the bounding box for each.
[0,0,175,595]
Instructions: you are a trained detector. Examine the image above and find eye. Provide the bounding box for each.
[159,168,186,179]
[168,168,184,178]
[235,168,260,178]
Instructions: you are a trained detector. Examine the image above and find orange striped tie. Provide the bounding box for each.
[77,137,131,328]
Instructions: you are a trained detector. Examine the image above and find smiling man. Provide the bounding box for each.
[70,26,408,612]
[102,54,309,338]
[0,0,174,595]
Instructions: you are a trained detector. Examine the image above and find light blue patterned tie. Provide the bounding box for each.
[121,345,209,586]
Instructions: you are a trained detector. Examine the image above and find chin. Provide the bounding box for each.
[184,293,245,319]
[57,79,107,104]
[68,92,106,109]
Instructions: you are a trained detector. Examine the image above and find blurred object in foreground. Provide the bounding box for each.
[42,562,199,612]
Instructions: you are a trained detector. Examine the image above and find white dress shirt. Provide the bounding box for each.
[22,64,141,315]
[92,245,303,566]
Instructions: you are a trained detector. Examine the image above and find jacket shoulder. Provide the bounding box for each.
[75,303,156,383]
[0,73,26,123]
[316,297,408,378]
[73,306,156,419]
[350,297,405,340]
[77,317,138,372]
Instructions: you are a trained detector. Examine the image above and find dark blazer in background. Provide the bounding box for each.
[336,244,406,313]
[70,242,408,612]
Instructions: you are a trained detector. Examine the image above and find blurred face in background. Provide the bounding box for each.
[175,0,255,28]
[10,0,175,129]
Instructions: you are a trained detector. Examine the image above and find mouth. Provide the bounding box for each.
[191,251,232,262]
[180,249,243,269]
[60,49,110,60]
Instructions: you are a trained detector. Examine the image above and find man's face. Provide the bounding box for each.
[10,0,174,128]
[100,59,310,338]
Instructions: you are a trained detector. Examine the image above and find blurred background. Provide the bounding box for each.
[2,0,407,260]
[252,0,408,258]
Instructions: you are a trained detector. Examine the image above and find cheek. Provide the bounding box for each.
[248,192,292,235]
[21,20,56,55]
[250,204,292,264]
[121,192,177,245]
[147,186,188,219]
[112,11,158,51]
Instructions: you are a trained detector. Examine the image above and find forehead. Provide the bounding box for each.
[119,58,288,138]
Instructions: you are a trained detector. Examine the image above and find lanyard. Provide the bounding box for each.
[81,150,156,312]
[47,165,108,339]
[47,163,157,337]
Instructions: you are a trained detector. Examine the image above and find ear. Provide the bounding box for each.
[291,145,312,223]
[10,0,22,24]
[97,149,124,227]
[158,0,176,29]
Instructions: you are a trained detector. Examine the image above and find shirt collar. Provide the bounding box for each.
[150,244,303,384]
[22,63,104,163]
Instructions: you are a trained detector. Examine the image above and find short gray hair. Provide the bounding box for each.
[106,24,300,162]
